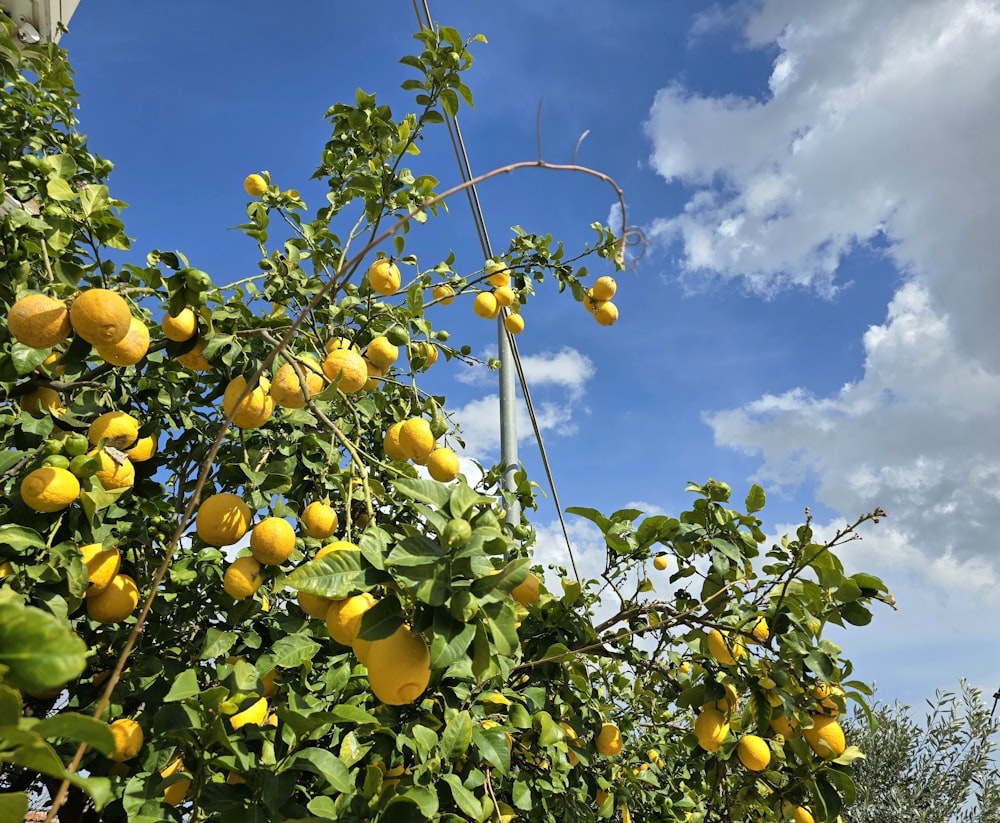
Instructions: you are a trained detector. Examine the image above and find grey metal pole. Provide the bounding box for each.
[497,318,520,527]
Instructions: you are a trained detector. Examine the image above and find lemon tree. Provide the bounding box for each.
[0,17,896,823]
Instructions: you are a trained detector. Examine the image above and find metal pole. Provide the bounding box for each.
[498,318,520,526]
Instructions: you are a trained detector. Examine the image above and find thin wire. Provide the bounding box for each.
[413,0,581,580]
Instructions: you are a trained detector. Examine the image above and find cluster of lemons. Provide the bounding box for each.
[383,416,459,482]
[469,261,525,335]
[583,275,619,326]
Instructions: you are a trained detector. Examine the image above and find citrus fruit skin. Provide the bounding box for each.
[163,775,190,806]
[9,293,71,349]
[316,540,357,559]
[250,517,296,565]
[88,411,140,449]
[409,341,438,370]
[432,284,455,305]
[298,591,335,619]
[804,714,846,757]
[224,556,264,600]
[398,418,435,463]
[177,338,210,370]
[162,308,198,342]
[593,301,619,326]
[325,592,377,646]
[124,436,156,462]
[595,722,623,756]
[244,174,267,197]
[223,376,275,429]
[270,357,325,409]
[196,493,252,547]
[367,259,401,295]
[504,313,525,334]
[383,421,408,461]
[784,806,815,823]
[19,386,61,415]
[301,501,338,539]
[750,616,770,643]
[653,555,668,571]
[362,360,386,391]
[70,288,133,346]
[93,450,136,490]
[230,697,268,729]
[710,682,739,713]
[21,466,80,512]
[322,349,367,393]
[365,624,431,705]
[770,714,798,739]
[97,316,150,366]
[365,336,399,370]
[512,572,540,606]
[473,292,500,319]
[426,447,460,482]
[109,718,144,761]
[706,628,744,666]
[80,543,120,595]
[591,276,617,302]
[695,708,730,752]
[737,735,771,771]
[87,574,139,624]
[486,261,511,287]
[493,285,516,308]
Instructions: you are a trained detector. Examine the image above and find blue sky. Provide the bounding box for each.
[60,0,1000,712]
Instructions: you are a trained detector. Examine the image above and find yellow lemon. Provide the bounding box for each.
[161,308,198,342]
[87,574,139,624]
[710,682,739,713]
[504,313,525,335]
[367,259,401,295]
[19,386,61,415]
[298,591,335,620]
[9,293,70,349]
[694,708,729,752]
[124,435,155,462]
[749,616,770,643]
[108,718,144,761]
[409,341,438,370]
[88,411,140,448]
[432,283,455,305]
[804,715,845,758]
[595,722,623,756]
[21,466,80,512]
[250,517,296,565]
[383,421,408,461]
[80,543,120,595]
[653,555,668,571]
[512,572,540,606]
[593,301,619,326]
[366,624,431,705]
[363,358,386,391]
[177,338,210,370]
[365,336,398,370]
[316,540,357,559]
[770,714,798,739]
[561,721,580,766]
[591,276,617,302]
[93,449,135,490]
[486,261,511,287]
[223,375,275,429]
[70,288,132,346]
[325,592,377,646]
[321,348,367,393]
[196,493,252,547]
[473,292,500,319]
[492,285,516,307]
[270,356,325,409]
[224,556,264,600]
[737,735,771,771]
[706,628,744,666]
[426,447,460,482]
[244,173,267,196]
[301,501,339,539]
[230,697,268,730]
[399,418,435,463]
[97,316,150,366]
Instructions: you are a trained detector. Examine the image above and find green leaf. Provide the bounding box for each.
[0,524,44,552]
[328,704,378,726]
[0,686,22,726]
[32,712,116,756]
[163,669,200,702]
[356,597,404,642]
[0,602,87,692]
[46,177,77,201]
[200,629,238,659]
[565,506,611,532]
[285,550,364,598]
[391,477,450,508]
[440,710,473,761]
[850,572,887,593]
[840,601,873,626]
[441,773,481,819]
[270,634,322,668]
[11,343,52,376]
[832,745,866,766]
[448,483,492,519]
[0,793,28,822]
[472,725,511,775]
[284,748,353,793]
[745,484,766,513]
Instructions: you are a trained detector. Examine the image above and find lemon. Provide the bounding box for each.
[196,493,252,547]
[409,341,438,370]
[9,293,71,349]
[803,715,845,757]
[706,628,744,666]
[301,501,339,539]
[224,556,264,600]
[163,776,190,806]
[694,708,729,752]
[593,301,619,326]
[262,668,280,698]
[244,174,267,197]
[87,574,139,624]
[19,386,61,415]
[124,435,156,462]
[561,721,580,766]
[250,517,296,565]
[783,805,815,823]
[432,283,455,305]
[363,359,386,391]
[504,313,525,335]
[737,735,771,771]
[162,308,198,342]
[770,714,798,739]
[97,316,150,366]
[367,259,401,295]
[270,356,325,409]
[383,421,408,461]
[88,411,140,448]
[109,718,144,761]
[298,591,335,620]
[711,682,739,713]
[230,697,268,729]
[21,466,80,512]
[486,261,511,287]
[493,285,516,307]
[366,624,431,705]
[322,348,367,393]
[473,292,500,319]
[365,336,399,370]
[223,376,275,429]
[591,276,617,302]
[398,418,435,463]
[426,447,460,482]
[595,722,623,756]
[325,592,377,646]
[512,572,540,606]
[749,616,770,643]
[80,543,120,595]
[70,288,132,346]
[177,338,210,371]
[93,449,135,490]
[316,539,357,558]
[653,555,668,571]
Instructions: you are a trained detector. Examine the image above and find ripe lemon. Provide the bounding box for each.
[366,624,431,705]
[749,616,770,644]
[398,418,435,463]
[409,341,438,370]
[432,283,455,305]
[87,574,139,624]
[706,628,744,666]
[163,776,190,807]
[783,805,815,823]
[196,493,252,546]
[383,421,408,461]
[365,336,399,370]
[223,376,275,429]
[504,313,524,335]
[301,501,338,539]
[653,555,668,571]
[770,714,798,739]
[80,543,120,595]
[595,722,623,756]
[230,697,268,729]
[21,466,80,512]
[298,591,335,619]
[224,556,264,600]
[97,316,150,366]
[109,718,144,761]
[486,261,511,287]
[270,356,325,409]
[804,715,845,757]
[124,436,156,462]
[93,449,135,490]
[244,174,267,197]
[711,682,739,713]
[250,517,296,565]
[492,285,516,307]
[326,592,377,646]
[426,447,459,482]
[694,708,730,752]
[473,292,500,319]
[70,288,132,346]
[161,308,198,342]
[737,735,771,771]
[561,721,580,766]
[177,338,210,370]
[367,259,401,295]
[19,386,61,415]
[88,411,140,448]
[316,539,357,559]
[591,276,617,302]
[814,684,844,716]
[512,572,541,606]
[9,293,71,349]
[593,301,619,326]
[322,348,367,393]
[363,359,386,391]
